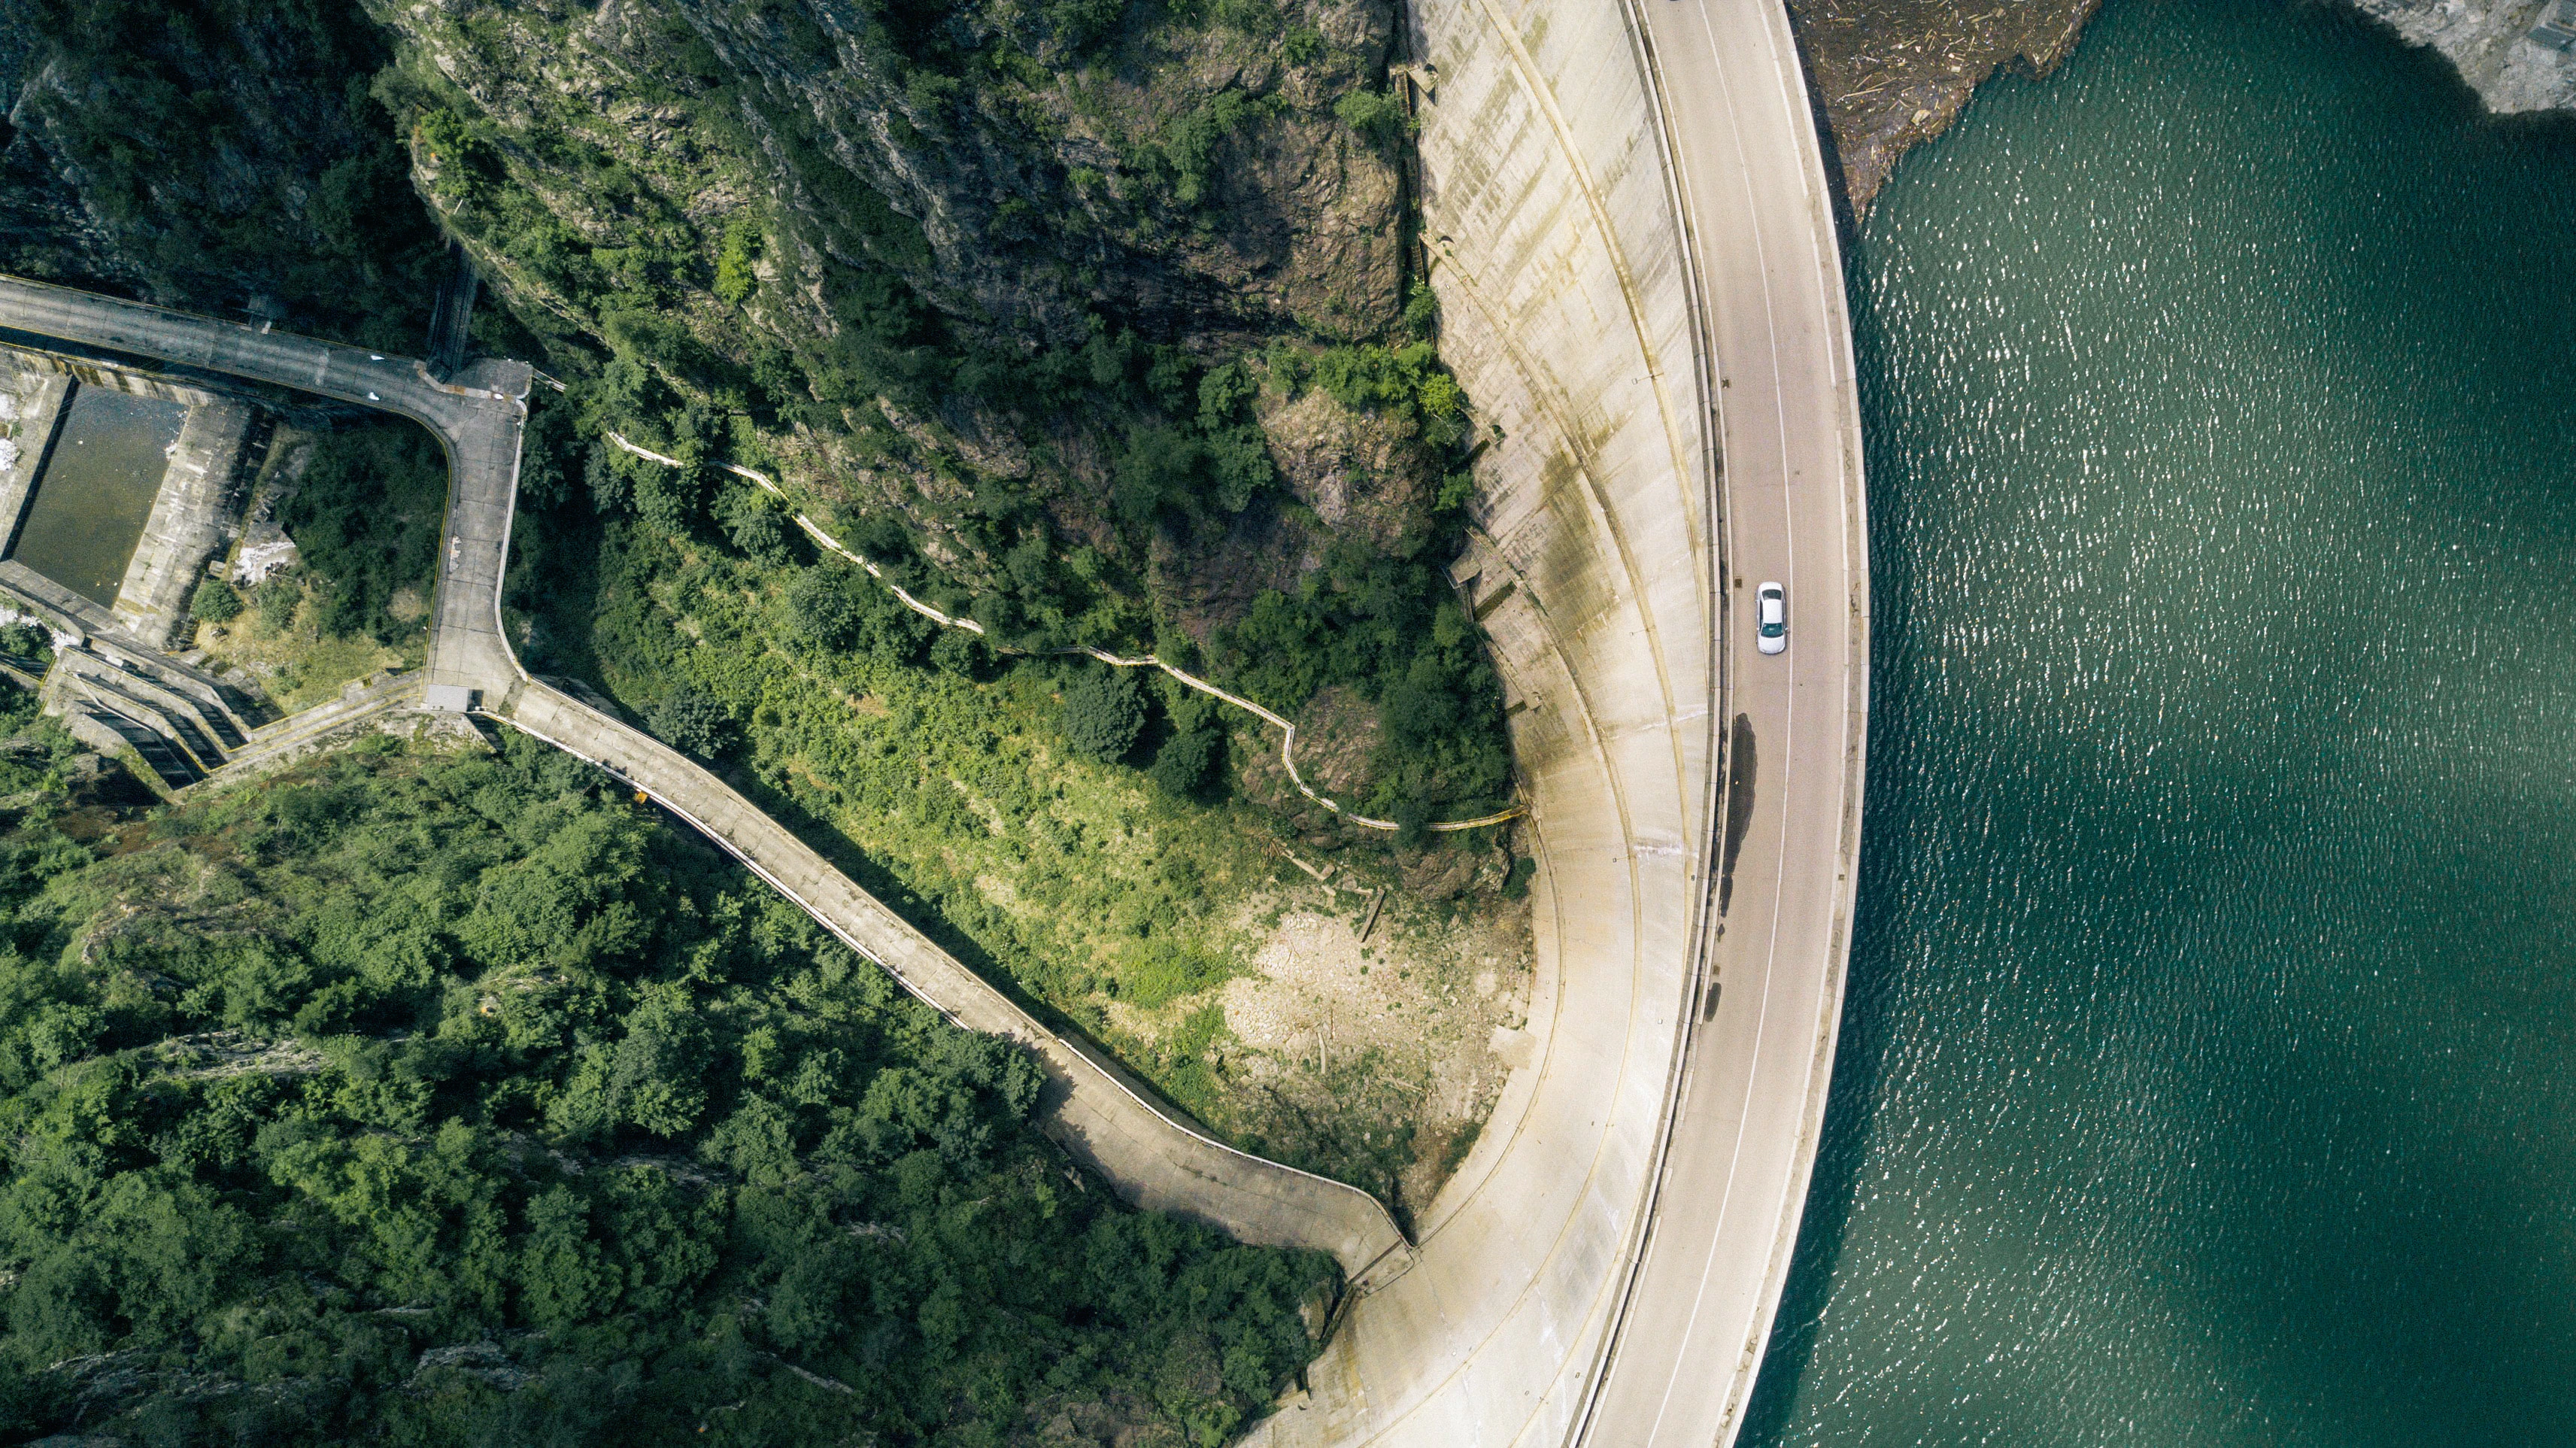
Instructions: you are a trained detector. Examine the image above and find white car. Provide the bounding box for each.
[1755,581,1788,654]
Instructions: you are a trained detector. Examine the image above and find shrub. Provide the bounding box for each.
[648,690,736,757]
[280,419,446,644]
[633,458,708,536]
[1061,666,1145,763]
[712,215,762,305]
[787,569,863,651]
[256,580,301,632]
[0,739,1336,1445]
[929,627,989,678]
[189,578,241,624]
[1334,89,1405,148]
[722,487,793,565]
[1148,723,1221,799]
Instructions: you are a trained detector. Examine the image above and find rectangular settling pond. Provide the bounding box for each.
[11,384,183,606]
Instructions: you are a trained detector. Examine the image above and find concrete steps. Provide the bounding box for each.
[55,658,230,773]
[193,672,420,788]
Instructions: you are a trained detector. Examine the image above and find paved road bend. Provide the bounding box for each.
[1570,0,1871,1443]
[0,272,1407,1280]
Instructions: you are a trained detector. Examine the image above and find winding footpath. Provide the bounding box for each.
[602,428,1522,833]
[0,272,1407,1281]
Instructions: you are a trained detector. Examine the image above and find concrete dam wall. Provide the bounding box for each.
[1251,0,1727,1440]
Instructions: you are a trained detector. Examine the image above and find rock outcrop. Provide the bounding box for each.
[2347,0,2576,114]
[0,0,448,348]
[1790,0,2575,215]
[1786,0,2103,214]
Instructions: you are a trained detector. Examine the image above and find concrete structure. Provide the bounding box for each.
[0,366,71,553]
[0,343,269,646]
[111,397,259,646]
[1247,0,1867,1442]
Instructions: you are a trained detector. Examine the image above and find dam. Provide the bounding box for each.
[1255,0,1868,1440]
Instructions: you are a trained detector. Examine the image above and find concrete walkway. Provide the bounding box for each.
[0,272,1406,1280]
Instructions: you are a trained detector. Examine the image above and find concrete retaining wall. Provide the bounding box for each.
[0,365,70,557]
[1247,1,1721,1441]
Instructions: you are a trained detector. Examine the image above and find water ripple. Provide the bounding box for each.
[1742,2,2576,1444]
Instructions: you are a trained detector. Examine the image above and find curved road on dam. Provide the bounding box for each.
[1578,0,1868,1442]
[1250,0,1864,1440]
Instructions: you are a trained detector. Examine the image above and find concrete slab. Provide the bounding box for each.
[112,398,255,647]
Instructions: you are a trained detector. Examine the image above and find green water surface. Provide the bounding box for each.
[1745,2,2576,1443]
[12,384,183,606]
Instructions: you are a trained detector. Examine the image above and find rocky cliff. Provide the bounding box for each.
[368,0,1438,632]
[1786,0,2101,214]
[2346,0,2576,113]
[0,0,447,348]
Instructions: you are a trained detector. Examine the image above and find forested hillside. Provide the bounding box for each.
[0,0,1509,822]
[0,730,1330,1444]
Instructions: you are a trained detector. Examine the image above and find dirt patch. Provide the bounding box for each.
[1198,855,1531,1220]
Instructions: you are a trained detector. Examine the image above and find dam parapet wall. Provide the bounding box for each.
[1249,0,1722,1440]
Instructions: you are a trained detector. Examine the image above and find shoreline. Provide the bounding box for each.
[1786,0,2106,214]
[1791,0,2576,215]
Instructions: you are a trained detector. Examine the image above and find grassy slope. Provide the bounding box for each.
[512,505,1526,1202]
[196,420,447,710]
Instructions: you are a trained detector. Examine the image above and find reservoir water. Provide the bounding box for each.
[11,385,181,606]
[1744,1,2576,1443]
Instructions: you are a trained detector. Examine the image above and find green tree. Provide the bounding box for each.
[787,568,864,651]
[1149,722,1222,799]
[280,419,447,645]
[1062,666,1146,763]
[721,487,793,565]
[188,578,242,624]
[648,689,735,757]
[1334,88,1405,148]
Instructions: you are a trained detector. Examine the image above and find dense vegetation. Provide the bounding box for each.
[0,0,449,348]
[0,5,1528,1413]
[361,0,1512,821]
[510,512,1253,1116]
[507,502,1507,1199]
[275,418,451,648]
[0,736,1332,1443]
[5,0,1512,819]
